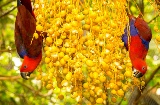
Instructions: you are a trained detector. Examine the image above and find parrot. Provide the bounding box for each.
[14,0,43,79]
[122,15,152,78]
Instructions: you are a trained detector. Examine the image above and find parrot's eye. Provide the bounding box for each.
[142,66,146,70]
[24,65,27,69]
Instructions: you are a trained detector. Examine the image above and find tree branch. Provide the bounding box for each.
[138,0,144,15]
[144,65,160,89]
[128,65,160,105]
[0,48,16,53]
[148,14,159,24]
[16,80,53,98]
[132,65,160,104]
[0,6,17,18]
[0,0,15,8]
[0,75,21,80]
[135,82,160,104]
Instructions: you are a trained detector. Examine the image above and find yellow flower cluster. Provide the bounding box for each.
[153,26,160,51]
[34,0,145,104]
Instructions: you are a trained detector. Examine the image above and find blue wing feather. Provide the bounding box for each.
[122,28,128,50]
[19,46,27,58]
[130,17,150,50]
[17,0,21,6]
[130,19,138,36]
[15,18,27,59]
[140,36,149,50]
[122,17,139,50]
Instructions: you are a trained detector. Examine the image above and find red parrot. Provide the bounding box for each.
[122,15,152,78]
[14,0,43,79]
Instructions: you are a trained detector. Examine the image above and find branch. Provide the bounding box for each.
[135,82,159,104]
[16,80,53,98]
[1,77,53,103]
[0,6,17,18]
[0,48,16,53]
[0,75,21,80]
[0,0,15,8]
[128,65,160,105]
[118,92,127,105]
[144,65,160,89]
[148,14,159,24]
[138,0,144,15]
[132,65,160,104]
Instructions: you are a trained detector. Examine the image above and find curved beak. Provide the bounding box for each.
[133,68,143,78]
[135,72,143,78]
[20,72,32,80]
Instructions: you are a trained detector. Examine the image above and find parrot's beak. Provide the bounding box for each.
[133,68,143,78]
[20,72,32,79]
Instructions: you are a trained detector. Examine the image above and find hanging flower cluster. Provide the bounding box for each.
[34,0,145,104]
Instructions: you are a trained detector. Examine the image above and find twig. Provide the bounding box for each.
[0,75,21,80]
[0,0,15,8]
[133,65,160,104]
[144,65,160,89]
[118,92,127,105]
[0,74,53,98]
[0,6,17,18]
[16,80,53,98]
[148,14,159,24]
[135,82,159,104]
[1,77,53,103]
[138,0,144,15]
[0,48,16,52]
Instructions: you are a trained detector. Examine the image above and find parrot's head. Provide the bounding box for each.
[20,53,42,79]
[132,59,147,78]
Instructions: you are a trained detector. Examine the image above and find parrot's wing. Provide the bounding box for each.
[134,17,152,50]
[134,17,152,42]
[140,37,150,50]
[15,0,33,58]
[122,28,128,50]
[129,16,139,36]
[19,0,35,18]
[16,5,42,58]
[122,16,139,50]
[15,16,27,58]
